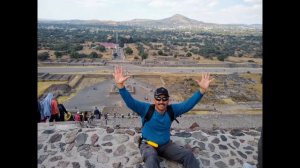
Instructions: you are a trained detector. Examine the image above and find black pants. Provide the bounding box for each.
[49,114,60,122]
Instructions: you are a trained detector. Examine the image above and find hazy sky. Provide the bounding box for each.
[38,0,262,24]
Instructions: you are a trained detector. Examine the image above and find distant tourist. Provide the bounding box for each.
[37,101,41,122]
[83,111,88,121]
[74,111,81,121]
[39,93,54,122]
[49,97,60,122]
[113,65,214,168]
[94,106,101,119]
[58,103,68,121]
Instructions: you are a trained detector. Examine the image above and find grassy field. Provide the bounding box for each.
[58,77,107,103]
[38,81,67,97]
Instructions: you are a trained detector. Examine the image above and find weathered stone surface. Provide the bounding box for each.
[90,134,99,146]
[197,141,206,150]
[208,143,215,152]
[244,131,261,136]
[80,150,92,159]
[49,155,63,162]
[77,144,90,152]
[125,129,135,136]
[59,142,66,152]
[38,124,261,168]
[49,134,62,143]
[198,150,210,158]
[192,132,208,141]
[189,122,200,130]
[57,161,70,168]
[105,149,112,153]
[103,135,114,141]
[38,144,43,150]
[66,143,75,152]
[85,160,95,168]
[229,159,235,166]
[38,134,49,143]
[211,137,220,144]
[199,158,210,166]
[112,162,122,168]
[233,140,240,148]
[218,144,228,150]
[220,152,229,158]
[212,154,221,160]
[215,161,228,168]
[116,134,129,143]
[72,162,80,168]
[230,129,244,136]
[75,133,88,147]
[131,156,143,165]
[127,142,139,150]
[43,129,55,134]
[237,151,247,159]
[113,144,126,156]
[97,151,110,163]
[65,130,78,144]
[243,146,254,151]
[220,135,227,141]
[227,143,236,149]
[115,129,126,134]
[38,154,49,164]
[129,151,139,156]
[102,142,113,146]
[106,127,114,133]
[230,150,236,156]
[174,132,192,137]
[245,151,253,154]
[236,158,243,165]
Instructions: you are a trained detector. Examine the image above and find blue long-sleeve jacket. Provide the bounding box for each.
[40,93,53,120]
[119,87,203,146]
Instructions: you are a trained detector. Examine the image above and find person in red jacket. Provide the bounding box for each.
[49,98,60,122]
[74,111,81,121]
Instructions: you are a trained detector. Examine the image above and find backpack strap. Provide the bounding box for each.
[143,104,155,127]
[166,105,179,124]
[143,104,179,127]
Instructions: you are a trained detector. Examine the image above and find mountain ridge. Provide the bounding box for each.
[38,14,261,30]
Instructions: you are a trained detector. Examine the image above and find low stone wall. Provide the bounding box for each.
[38,122,261,168]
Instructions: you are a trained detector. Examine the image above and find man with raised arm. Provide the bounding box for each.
[113,65,214,168]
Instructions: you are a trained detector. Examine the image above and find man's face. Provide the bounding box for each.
[154,95,169,112]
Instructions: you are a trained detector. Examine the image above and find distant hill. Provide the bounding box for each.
[38,14,262,30]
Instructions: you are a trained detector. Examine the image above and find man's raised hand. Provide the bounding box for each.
[113,65,130,85]
[195,72,214,94]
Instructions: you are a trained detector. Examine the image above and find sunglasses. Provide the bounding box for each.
[155,97,169,101]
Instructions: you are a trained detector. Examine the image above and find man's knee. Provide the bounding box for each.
[182,149,200,168]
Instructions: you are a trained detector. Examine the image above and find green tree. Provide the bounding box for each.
[217,55,225,61]
[89,52,99,58]
[54,51,63,58]
[158,50,163,55]
[97,45,106,52]
[186,52,192,57]
[38,52,49,61]
[141,52,148,60]
[125,47,133,55]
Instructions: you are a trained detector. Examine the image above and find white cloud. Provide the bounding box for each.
[217,4,262,24]
[244,0,262,5]
[74,0,110,8]
[38,0,261,24]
